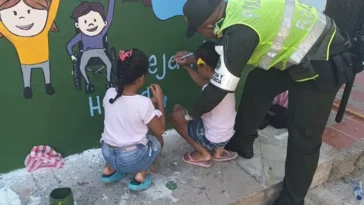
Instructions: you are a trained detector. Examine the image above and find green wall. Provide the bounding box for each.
[0,0,251,173]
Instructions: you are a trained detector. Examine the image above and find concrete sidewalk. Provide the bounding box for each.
[2,72,364,205]
[1,128,363,205]
[1,130,263,205]
[306,168,364,205]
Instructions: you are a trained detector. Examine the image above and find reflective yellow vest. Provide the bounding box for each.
[214,0,332,71]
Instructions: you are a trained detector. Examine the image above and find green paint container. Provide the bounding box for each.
[49,187,74,205]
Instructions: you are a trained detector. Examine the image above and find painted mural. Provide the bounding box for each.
[142,0,186,20]
[0,0,186,99]
[0,0,60,99]
[0,0,204,172]
[67,0,116,94]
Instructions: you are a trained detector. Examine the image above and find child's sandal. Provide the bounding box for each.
[182,152,212,168]
[128,175,152,191]
[212,150,238,162]
[101,171,126,183]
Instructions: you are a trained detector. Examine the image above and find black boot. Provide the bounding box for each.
[45,83,55,95]
[23,87,32,99]
[258,117,270,130]
[225,132,256,159]
[85,84,95,94]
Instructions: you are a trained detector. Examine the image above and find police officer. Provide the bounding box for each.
[178,0,359,204]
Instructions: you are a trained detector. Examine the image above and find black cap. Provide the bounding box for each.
[183,0,222,38]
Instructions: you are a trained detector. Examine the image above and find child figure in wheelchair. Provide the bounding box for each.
[67,0,116,93]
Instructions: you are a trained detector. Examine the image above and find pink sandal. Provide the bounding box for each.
[213,150,238,162]
[182,152,212,168]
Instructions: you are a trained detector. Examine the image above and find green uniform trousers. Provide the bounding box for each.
[227,60,340,205]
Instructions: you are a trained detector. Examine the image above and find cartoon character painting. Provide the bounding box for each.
[67,0,115,94]
[0,0,60,99]
[142,0,186,20]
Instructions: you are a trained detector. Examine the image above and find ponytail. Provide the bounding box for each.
[109,50,133,104]
[108,90,122,103]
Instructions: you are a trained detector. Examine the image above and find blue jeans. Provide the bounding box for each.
[187,119,229,152]
[101,135,161,174]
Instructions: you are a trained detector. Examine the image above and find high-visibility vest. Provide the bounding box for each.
[214,0,333,71]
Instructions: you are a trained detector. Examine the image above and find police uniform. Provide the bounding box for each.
[183,0,359,204]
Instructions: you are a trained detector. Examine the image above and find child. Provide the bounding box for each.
[169,41,237,168]
[0,0,60,99]
[258,91,288,130]
[100,49,165,191]
[67,0,115,93]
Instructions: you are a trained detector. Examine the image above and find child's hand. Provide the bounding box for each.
[175,51,195,65]
[182,64,191,70]
[173,104,184,112]
[150,84,163,103]
[169,108,186,125]
[151,97,158,107]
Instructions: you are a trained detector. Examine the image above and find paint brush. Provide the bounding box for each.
[172,52,194,62]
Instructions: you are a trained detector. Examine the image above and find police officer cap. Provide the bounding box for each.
[183,0,222,38]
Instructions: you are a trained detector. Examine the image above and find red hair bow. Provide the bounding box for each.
[119,50,133,61]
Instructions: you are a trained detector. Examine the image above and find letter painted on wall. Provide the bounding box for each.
[67,0,117,94]
[141,0,186,20]
[0,0,60,99]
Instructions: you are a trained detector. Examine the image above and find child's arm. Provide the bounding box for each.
[148,85,165,137]
[0,22,11,38]
[101,0,115,35]
[45,0,60,32]
[66,33,82,58]
[183,65,209,87]
[151,85,165,129]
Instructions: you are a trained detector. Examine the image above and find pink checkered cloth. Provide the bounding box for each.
[273,91,288,108]
[24,145,65,172]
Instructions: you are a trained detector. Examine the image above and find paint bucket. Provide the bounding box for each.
[49,187,74,205]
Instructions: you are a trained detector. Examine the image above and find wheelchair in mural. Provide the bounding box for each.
[71,33,118,94]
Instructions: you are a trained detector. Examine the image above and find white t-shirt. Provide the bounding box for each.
[201,85,236,143]
[101,88,161,147]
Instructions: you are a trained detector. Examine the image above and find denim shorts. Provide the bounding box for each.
[187,119,229,152]
[101,135,161,174]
